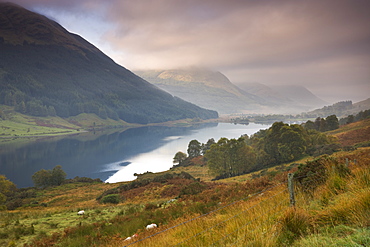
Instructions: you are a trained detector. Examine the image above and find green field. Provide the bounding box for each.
[0,105,134,144]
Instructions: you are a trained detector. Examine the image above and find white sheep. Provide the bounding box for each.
[124,234,138,241]
[146,223,157,230]
[77,210,85,215]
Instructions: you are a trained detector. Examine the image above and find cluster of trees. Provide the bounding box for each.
[1,89,121,119]
[173,138,217,165]
[339,109,370,125]
[205,137,256,179]
[303,115,339,132]
[174,122,336,179]
[1,166,104,210]
[31,165,66,188]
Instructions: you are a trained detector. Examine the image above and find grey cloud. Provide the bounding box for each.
[3,0,370,103]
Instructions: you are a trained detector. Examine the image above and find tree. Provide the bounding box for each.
[314,117,321,131]
[48,106,57,116]
[260,122,308,165]
[0,175,16,208]
[32,169,52,188]
[205,137,256,179]
[319,118,327,132]
[187,139,202,158]
[201,138,216,155]
[173,151,187,165]
[326,115,339,131]
[50,165,67,186]
[303,120,316,130]
[32,165,66,188]
[346,115,354,124]
[15,101,26,113]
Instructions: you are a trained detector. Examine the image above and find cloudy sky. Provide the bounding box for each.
[5,0,370,103]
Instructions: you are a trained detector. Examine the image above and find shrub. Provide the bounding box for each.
[100,194,120,204]
[5,199,24,210]
[96,187,119,201]
[179,182,207,196]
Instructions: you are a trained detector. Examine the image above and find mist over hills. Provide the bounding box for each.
[135,69,269,115]
[270,85,328,107]
[0,3,218,124]
[305,98,370,118]
[136,68,328,115]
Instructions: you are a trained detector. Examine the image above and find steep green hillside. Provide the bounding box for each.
[0,3,217,124]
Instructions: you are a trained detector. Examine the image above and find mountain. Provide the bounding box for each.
[236,82,293,106]
[269,85,328,108]
[135,68,269,115]
[0,3,217,124]
[136,68,328,115]
[237,83,328,113]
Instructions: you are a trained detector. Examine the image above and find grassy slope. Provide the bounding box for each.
[0,105,134,144]
[0,105,212,144]
[328,118,370,146]
[0,119,369,246]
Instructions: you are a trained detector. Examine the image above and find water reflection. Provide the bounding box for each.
[0,122,269,188]
[105,122,270,183]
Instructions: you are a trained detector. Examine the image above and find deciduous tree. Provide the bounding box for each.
[187,139,202,158]
[326,114,339,131]
[0,175,16,208]
[32,165,66,188]
[173,151,187,165]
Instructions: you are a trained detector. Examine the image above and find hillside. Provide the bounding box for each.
[237,82,293,106]
[0,3,217,124]
[306,98,370,118]
[270,85,328,108]
[1,118,369,246]
[329,118,370,147]
[237,82,323,113]
[135,68,269,115]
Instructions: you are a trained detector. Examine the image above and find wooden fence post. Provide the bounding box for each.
[288,173,295,207]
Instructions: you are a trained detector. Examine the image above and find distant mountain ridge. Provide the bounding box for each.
[305,98,370,118]
[0,3,217,124]
[136,68,328,115]
[269,85,328,107]
[135,69,268,114]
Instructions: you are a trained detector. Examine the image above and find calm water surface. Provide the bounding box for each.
[0,123,270,187]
